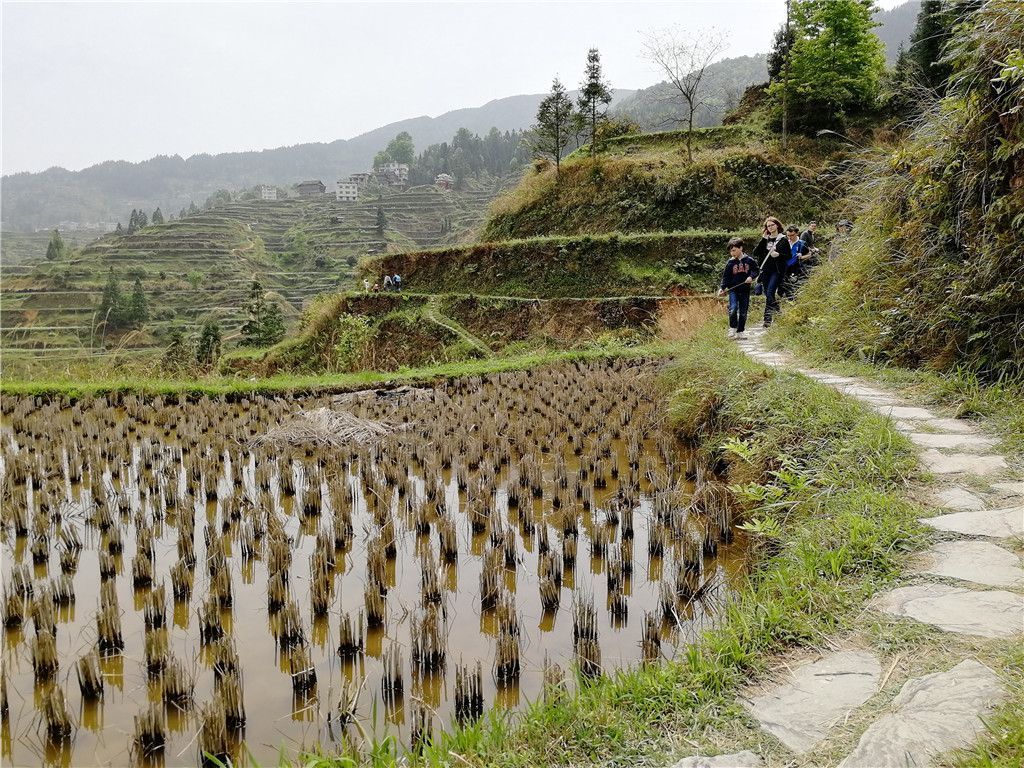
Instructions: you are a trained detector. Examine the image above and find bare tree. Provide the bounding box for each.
[642,27,728,162]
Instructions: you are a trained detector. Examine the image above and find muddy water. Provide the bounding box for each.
[0,359,747,766]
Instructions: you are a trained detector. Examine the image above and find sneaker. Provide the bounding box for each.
[727,329,737,339]
[735,332,746,339]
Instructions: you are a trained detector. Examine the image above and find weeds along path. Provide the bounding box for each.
[422,294,493,357]
[692,327,1023,768]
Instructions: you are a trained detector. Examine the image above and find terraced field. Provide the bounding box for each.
[0,184,498,359]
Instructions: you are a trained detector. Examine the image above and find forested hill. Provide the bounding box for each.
[0,91,628,232]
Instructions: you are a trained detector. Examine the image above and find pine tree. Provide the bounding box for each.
[97,270,124,328]
[262,303,286,346]
[127,277,149,326]
[240,279,268,346]
[137,210,148,228]
[767,24,795,81]
[151,207,164,225]
[376,206,387,236]
[578,48,613,155]
[116,222,124,233]
[45,229,65,261]
[910,0,954,94]
[196,321,222,365]
[532,78,576,173]
[239,279,285,346]
[128,209,138,234]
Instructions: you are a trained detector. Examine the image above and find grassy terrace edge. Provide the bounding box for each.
[302,324,924,766]
[0,343,667,400]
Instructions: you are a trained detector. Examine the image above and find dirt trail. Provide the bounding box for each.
[422,295,493,357]
[669,328,1023,768]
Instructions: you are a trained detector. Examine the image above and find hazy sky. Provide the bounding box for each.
[2,0,907,174]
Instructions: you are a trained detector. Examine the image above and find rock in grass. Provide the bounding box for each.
[839,659,1005,768]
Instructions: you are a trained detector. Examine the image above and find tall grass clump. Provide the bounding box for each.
[775,0,1023,381]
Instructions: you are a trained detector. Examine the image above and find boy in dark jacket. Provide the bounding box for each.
[718,237,760,338]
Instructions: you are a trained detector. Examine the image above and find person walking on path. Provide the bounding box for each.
[781,225,813,297]
[718,237,760,339]
[829,219,853,262]
[393,273,402,292]
[800,221,818,250]
[752,217,790,327]
[383,274,393,292]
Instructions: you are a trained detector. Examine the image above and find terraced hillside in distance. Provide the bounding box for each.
[0,183,499,365]
[0,230,102,265]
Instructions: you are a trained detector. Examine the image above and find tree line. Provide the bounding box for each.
[528,0,972,170]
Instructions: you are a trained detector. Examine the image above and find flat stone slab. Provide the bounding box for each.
[909,432,997,450]
[919,540,1023,588]
[839,659,1005,768]
[919,450,1008,476]
[874,405,938,420]
[671,752,764,768]
[921,507,1024,538]
[871,583,1024,638]
[922,417,979,434]
[743,650,880,754]
[929,486,988,511]
[992,481,1024,497]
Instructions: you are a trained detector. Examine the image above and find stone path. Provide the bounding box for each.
[671,328,1023,768]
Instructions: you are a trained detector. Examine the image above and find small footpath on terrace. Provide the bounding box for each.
[672,327,1023,768]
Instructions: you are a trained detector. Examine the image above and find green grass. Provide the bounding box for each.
[768,306,1024,457]
[483,138,832,241]
[360,230,749,298]
[948,645,1024,768]
[0,342,667,400]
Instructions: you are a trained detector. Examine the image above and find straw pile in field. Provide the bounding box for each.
[250,408,395,448]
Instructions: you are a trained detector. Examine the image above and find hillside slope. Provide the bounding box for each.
[483,126,842,240]
[1,185,496,355]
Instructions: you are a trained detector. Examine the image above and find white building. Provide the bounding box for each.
[258,185,277,201]
[336,181,358,202]
[349,172,374,185]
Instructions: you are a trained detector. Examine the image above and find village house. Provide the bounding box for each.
[349,172,374,185]
[258,184,277,201]
[296,179,326,198]
[376,161,409,186]
[336,180,358,202]
[434,173,455,190]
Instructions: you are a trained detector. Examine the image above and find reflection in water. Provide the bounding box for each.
[0,359,747,764]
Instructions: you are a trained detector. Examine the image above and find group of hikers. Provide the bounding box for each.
[362,273,402,292]
[717,217,851,338]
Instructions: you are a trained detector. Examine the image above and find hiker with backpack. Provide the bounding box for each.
[717,237,760,339]
[751,216,790,326]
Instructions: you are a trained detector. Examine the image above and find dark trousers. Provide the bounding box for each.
[728,289,750,332]
[763,271,783,326]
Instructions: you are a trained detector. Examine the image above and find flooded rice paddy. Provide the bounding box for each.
[0,359,747,766]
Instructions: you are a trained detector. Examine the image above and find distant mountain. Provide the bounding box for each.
[0,90,633,232]
[875,0,921,64]
[2,2,921,233]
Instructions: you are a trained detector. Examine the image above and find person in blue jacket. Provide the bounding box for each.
[717,237,760,338]
[781,225,811,298]
[752,216,790,326]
